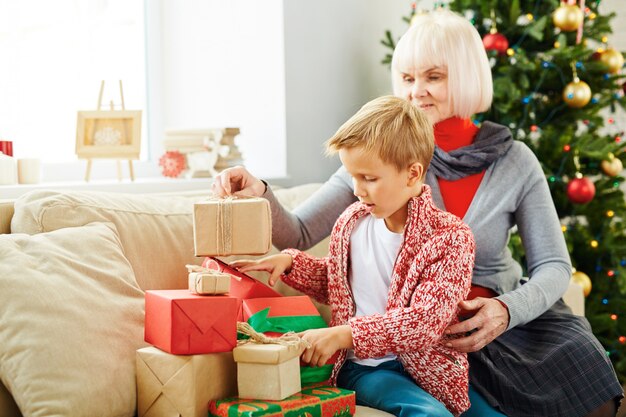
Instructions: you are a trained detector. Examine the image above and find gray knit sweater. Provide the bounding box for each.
[264,126,572,329]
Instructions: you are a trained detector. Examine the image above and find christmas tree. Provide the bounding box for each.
[383,0,626,381]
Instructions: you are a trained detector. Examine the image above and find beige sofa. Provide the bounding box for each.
[0,185,584,417]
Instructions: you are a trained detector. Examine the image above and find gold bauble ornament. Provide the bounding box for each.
[600,48,625,74]
[553,4,584,32]
[572,270,592,297]
[601,154,624,177]
[563,79,591,108]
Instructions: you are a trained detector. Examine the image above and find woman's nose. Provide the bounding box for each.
[410,80,426,99]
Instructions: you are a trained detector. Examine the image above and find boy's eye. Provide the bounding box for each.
[364,177,377,182]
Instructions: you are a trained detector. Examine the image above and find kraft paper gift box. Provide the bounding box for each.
[188,270,231,295]
[193,196,271,256]
[136,346,237,417]
[209,385,356,417]
[242,296,336,385]
[233,342,305,401]
[145,290,238,355]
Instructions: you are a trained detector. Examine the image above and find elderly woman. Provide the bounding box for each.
[214,10,622,417]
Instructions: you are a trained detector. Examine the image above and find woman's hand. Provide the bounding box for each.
[212,165,266,197]
[444,297,509,352]
[230,254,293,286]
[299,325,353,367]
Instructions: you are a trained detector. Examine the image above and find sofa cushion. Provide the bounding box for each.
[11,190,206,290]
[0,222,145,417]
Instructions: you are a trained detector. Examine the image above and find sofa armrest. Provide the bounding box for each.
[563,281,585,316]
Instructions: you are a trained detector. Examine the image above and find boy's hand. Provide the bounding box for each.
[230,254,293,286]
[299,325,353,367]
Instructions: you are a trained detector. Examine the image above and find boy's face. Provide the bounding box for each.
[339,146,422,233]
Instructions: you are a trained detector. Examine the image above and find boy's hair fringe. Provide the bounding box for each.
[325,95,434,174]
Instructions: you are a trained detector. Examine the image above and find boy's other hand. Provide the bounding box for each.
[299,325,353,367]
[444,297,509,352]
[212,165,266,197]
[230,254,293,286]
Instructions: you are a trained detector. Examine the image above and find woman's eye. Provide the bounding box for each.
[402,75,414,83]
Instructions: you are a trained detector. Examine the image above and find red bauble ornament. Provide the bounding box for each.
[159,151,186,178]
[567,176,596,204]
[483,32,509,54]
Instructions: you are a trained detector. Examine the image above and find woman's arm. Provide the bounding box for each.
[264,167,356,250]
[496,154,572,329]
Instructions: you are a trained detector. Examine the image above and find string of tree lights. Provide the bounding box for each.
[382,0,626,381]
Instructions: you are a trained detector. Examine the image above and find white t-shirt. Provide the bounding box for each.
[346,214,404,366]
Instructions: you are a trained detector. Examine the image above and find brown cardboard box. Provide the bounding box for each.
[188,271,231,295]
[136,346,237,417]
[233,343,305,401]
[193,197,271,256]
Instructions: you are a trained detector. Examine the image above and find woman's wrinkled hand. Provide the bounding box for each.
[212,165,266,197]
[444,297,509,352]
[230,254,293,286]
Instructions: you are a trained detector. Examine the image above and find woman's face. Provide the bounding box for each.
[395,66,453,125]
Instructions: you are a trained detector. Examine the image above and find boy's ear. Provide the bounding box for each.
[407,162,424,186]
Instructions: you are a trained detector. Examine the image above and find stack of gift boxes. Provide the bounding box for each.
[136,196,356,417]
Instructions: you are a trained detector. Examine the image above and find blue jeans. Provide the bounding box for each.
[337,360,506,417]
[337,360,452,417]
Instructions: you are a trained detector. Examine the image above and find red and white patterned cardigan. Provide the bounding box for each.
[282,185,475,416]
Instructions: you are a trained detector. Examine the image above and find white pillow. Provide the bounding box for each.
[0,222,146,417]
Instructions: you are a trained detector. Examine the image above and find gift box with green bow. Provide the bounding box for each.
[208,385,356,417]
[240,296,337,385]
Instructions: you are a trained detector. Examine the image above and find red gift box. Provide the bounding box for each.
[242,296,319,321]
[203,257,281,299]
[144,290,238,355]
[203,257,282,320]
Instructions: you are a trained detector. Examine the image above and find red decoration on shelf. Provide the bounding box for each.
[567,176,596,204]
[158,151,186,178]
[483,32,509,54]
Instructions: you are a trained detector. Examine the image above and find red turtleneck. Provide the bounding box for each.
[435,117,500,303]
[434,117,484,220]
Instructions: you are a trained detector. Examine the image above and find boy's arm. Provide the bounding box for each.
[280,248,331,304]
[349,227,475,358]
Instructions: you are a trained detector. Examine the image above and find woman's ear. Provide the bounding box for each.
[407,162,424,186]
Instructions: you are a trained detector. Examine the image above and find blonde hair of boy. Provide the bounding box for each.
[391,9,493,118]
[325,95,434,177]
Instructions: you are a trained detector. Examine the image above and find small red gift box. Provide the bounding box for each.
[144,290,238,355]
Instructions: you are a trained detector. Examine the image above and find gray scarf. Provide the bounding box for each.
[429,121,514,181]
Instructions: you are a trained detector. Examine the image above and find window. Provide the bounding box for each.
[0,0,148,181]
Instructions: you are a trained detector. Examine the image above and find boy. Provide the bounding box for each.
[232,95,475,416]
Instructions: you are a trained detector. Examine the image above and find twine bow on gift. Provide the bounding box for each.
[236,322,311,350]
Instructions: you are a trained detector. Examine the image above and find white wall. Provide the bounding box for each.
[147,0,287,178]
[282,0,409,185]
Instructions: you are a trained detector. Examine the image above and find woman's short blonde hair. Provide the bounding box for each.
[325,95,434,175]
[391,9,493,118]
